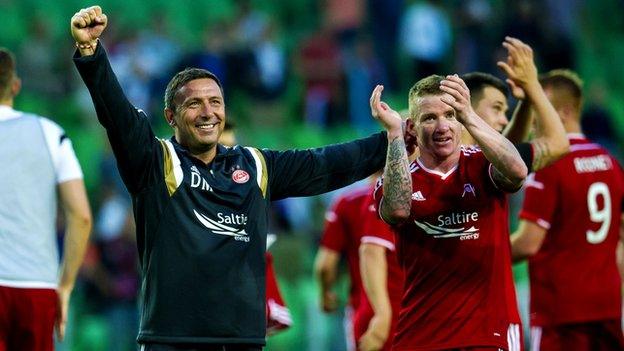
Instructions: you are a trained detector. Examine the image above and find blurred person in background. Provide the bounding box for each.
[264,234,292,336]
[371,72,527,350]
[219,121,292,336]
[0,47,92,350]
[355,171,405,351]
[81,180,138,351]
[298,22,345,127]
[355,111,416,351]
[511,69,624,350]
[71,6,392,350]
[399,0,452,82]
[314,178,376,351]
[315,113,416,351]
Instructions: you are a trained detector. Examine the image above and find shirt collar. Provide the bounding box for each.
[170,136,231,159]
[0,105,21,121]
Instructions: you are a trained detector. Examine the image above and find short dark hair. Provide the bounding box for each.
[0,48,16,100]
[408,75,445,119]
[461,72,508,105]
[539,69,583,110]
[164,68,224,111]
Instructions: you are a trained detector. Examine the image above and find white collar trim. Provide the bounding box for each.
[416,158,458,180]
[567,133,585,139]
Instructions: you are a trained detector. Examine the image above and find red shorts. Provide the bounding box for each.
[0,285,57,351]
[531,319,624,351]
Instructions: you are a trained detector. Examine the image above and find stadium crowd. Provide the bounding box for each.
[1,0,624,350]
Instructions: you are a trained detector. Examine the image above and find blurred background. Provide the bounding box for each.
[1,0,623,350]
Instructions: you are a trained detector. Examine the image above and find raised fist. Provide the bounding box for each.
[71,6,107,45]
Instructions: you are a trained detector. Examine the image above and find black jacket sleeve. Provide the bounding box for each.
[73,43,161,194]
[263,132,388,200]
[515,142,534,173]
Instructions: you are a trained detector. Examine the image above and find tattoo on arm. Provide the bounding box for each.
[491,166,520,191]
[381,137,412,223]
[531,139,551,172]
[488,141,526,191]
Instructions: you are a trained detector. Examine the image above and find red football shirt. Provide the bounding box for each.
[519,135,624,326]
[375,147,521,350]
[266,252,292,335]
[353,195,405,351]
[320,184,374,310]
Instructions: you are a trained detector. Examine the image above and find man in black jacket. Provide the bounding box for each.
[71,6,399,351]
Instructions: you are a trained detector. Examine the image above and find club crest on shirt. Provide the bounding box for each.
[232,170,250,184]
[462,183,476,198]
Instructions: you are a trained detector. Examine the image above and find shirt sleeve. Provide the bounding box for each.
[260,132,387,201]
[372,175,386,221]
[265,252,292,333]
[519,169,558,229]
[39,118,83,183]
[73,43,161,194]
[360,197,396,251]
[515,142,534,173]
[319,196,347,252]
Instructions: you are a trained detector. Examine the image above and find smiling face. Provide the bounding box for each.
[412,94,462,163]
[165,78,225,156]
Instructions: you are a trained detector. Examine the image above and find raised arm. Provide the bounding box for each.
[370,85,411,223]
[498,37,569,171]
[262,131,388,200]
[71,6,159,193]
[56,179,92,340]
[440,75,527,190]
[504,100,533,144]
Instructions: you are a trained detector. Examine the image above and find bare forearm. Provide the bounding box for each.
[314,250,339,293]
[465,114,527,185]
[504,100,533,144]
[380,135,412,223]
[59,215,91,290]
[616,241,624,281]
[525,82,569,171]
[360,245,391,318]
[510,233,528,263]
[317,267,337,293]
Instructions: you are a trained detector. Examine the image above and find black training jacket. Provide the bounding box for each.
[74,44,387,345]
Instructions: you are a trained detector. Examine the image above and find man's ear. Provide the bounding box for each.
[404,118,418,155]
[164,108,175,127]
[405,118,416,136]
[11,77,21,97]
[560,106,575,123]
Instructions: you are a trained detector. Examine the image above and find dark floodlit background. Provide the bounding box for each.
[1,0,623,350]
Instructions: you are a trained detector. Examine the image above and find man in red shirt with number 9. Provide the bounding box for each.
[511,69,624,350]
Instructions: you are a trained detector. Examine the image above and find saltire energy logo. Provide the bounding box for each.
[194,209,250,242]
[414,211,480,240]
